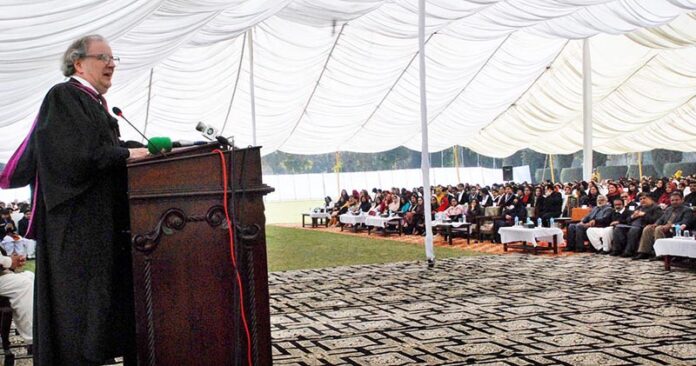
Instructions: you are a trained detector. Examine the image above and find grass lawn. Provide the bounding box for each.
[266,225,485,272]
[265,199,323,225]
[22,224,486,273]
[23,259,35,272]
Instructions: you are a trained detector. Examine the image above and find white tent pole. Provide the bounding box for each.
[248,28,257,146]
[141,67,154,142]
[221,33,247,133]
[418,0,434,265]
[582,38,593,181]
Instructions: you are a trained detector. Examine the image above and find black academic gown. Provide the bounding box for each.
[0,79,136,365]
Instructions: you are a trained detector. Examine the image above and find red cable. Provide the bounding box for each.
[213,149,253,366]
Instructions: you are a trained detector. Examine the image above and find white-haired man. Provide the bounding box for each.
[0,35,148,365]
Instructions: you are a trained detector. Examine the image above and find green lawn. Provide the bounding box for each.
[265,225,485,272]
[265,200,323,224]
[23,224,486,273]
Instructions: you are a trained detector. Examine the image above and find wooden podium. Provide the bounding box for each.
[127,143,274,365]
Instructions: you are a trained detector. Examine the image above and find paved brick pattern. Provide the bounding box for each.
[270,255,696,365]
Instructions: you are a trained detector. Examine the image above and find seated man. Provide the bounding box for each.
[0,246,33,346]
[683,180,696,207]
[634,191,693,260]
[565,195,612,252]
[539,184,562,227]
[0,209,16,239]
[494,196,527,243]
[612,193,662,257]
[587,197,631,254]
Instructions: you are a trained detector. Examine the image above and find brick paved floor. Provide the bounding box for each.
[270,254,696,365]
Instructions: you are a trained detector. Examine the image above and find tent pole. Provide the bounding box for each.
[248,28,257,146]
[582,38,593,181]
[335,151,341,195]
[638,152,643,179]
[549,154,556,183]
[141,67,154,142]
[418,0,434,265]
[221,33,247,133]
[454,146,461,183]
[541,154,548,183]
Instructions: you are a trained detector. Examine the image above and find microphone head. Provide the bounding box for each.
[147,137,173,155]
[112,106,123,116]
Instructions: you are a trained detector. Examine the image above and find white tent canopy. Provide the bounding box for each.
[1,1,695,161]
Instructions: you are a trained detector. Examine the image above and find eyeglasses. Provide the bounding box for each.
[84,54,120,65]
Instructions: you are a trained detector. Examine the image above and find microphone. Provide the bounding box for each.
[172,140,208,148]
[112,107,153,148]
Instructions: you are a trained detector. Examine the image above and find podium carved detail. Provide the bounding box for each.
[127,144,273,365]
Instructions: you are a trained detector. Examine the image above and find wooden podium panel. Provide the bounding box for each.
[127,144,274,365]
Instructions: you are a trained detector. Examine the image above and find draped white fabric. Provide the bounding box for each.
[1,1,695,161]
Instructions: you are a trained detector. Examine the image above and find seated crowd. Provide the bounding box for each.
[325,175,696,261]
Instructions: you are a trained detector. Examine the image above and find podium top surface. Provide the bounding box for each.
[127,143,260,168]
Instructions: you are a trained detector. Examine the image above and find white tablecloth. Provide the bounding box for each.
[364,216,401,228]
[498,226,564,247]
[430,220,469,228]
[305,212,330,219]
[340,213,366,225]
[654,238,696,258]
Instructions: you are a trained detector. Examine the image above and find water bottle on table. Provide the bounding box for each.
[514,216,519,226]
[537,218,542,228]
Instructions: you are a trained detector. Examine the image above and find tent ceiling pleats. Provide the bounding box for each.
[0,1,695,160]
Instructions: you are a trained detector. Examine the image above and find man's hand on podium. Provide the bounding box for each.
[128,148,149,162]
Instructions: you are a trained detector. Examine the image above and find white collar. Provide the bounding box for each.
[71,75,99,94]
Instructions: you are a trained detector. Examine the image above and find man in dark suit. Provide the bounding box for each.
[456,183,469,205]
[539,184,562,227]
[565,195,613,252]
[17,209,31,237]
[499,185,515,207]
[612,193,662,257]
[635,191,692,259]
[493,196,527,243]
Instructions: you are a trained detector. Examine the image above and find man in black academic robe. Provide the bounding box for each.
[0,35,148,365]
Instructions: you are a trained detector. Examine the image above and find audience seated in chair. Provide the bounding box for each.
[587,196,631,254]
[539,184,562,227]
[0,245,33,347]
[612,192,662,257]
[565,195,612,252]
[493,196,526,243]
[634,191,692,260]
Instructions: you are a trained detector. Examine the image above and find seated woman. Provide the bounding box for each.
[657,183,676,208]
[479,188,494,207]
[520,186,534,207]
[403,196,421,235]
[443,197,465,222]
[412,197,426,235]
[465,199,483,223]
[328,189,350,226]
[400,194,413,214]
[359,195,372,213]
[388,193,401,214]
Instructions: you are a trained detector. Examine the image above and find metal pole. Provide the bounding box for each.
[335,151,341,195]
[248,28,257,146]
[418,0,434,265]
[142,68,154,142]
[454,146,461,183]
[549,154,556,183]
[582,38,593,181]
